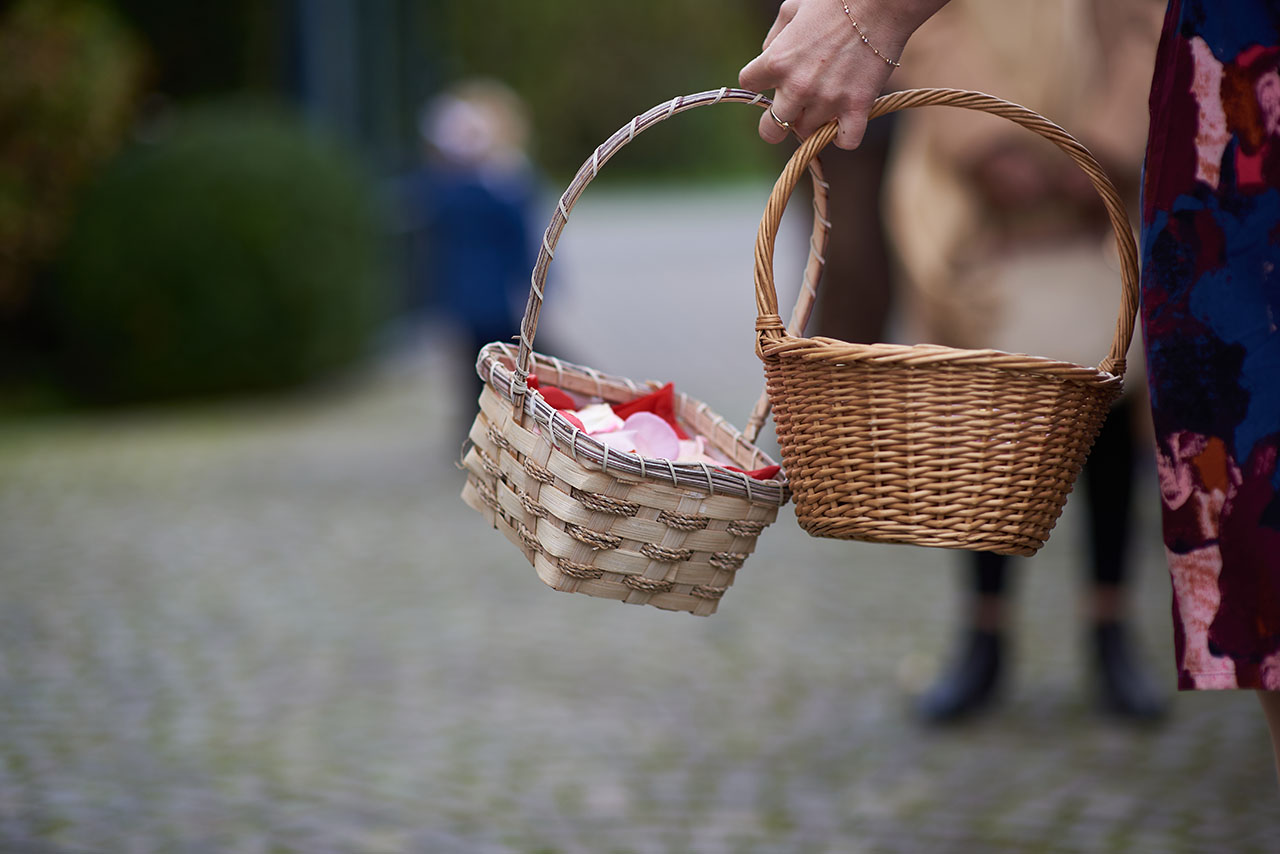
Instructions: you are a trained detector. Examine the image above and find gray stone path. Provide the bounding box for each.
[2,187,1278,852]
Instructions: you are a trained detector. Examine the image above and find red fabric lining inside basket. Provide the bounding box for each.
[529,376,779,480]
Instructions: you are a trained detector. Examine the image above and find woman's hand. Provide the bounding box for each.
[740,0,949,149]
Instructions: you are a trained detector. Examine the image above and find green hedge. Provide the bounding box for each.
[436,0,775,180]
[52,100,392,404]
[0,0,143,319]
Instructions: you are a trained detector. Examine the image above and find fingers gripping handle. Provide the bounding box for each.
[753,88,1141,378]
[510,88,832,431]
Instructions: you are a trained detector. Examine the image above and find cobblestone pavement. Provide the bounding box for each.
[2,187,1278,853]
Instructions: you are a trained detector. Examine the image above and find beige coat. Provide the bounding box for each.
[884,0,1164,371]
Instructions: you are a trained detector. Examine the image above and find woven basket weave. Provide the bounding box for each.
[460,88,830,615]
[750,89,1141,556]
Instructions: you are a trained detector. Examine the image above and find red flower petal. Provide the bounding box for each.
[538,386,576,411]
[558,410,585,432]
[726,464,783,481]
[614,383,689,439]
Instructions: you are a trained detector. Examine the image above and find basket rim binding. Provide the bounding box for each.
[763,338,1125,387]
[752,88,1141,389]
[476,342,790,507]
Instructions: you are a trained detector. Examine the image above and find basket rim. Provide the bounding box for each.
[476,342,790,507]
[760,336,1124,389]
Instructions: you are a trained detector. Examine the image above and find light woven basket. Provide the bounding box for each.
[461,88,830,616]
[750,89,1141,556]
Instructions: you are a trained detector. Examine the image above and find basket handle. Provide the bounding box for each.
[753,88,1141,378]
[510,88,832,434]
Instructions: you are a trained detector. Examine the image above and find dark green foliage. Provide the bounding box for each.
[436,0,776,180]
[52,100,392,404]
[0,0,144,319]
[101,0,282,98]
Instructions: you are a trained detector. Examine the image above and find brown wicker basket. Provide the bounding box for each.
[460,88,831,615]
[750,89,1141,556]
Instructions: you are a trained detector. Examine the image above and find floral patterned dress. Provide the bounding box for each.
[1142,0,1280,690]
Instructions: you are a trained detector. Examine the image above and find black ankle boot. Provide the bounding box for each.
[1092,621,1167,722]
[916,629,1003,724]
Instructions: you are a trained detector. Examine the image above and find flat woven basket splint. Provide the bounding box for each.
[461,88,831,615]
[751,89,1141,556]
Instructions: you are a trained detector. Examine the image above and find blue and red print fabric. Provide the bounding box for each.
[1142,0,1280,690]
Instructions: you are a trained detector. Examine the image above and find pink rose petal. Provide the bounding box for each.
[596,429,638,453]
[623,412,680,460]
[576,403,625,435]
[676,436,733,466]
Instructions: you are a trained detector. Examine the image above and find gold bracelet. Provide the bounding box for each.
[836,0,902,68]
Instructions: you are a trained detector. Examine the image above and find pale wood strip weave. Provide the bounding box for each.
[462,398,775,614]
[625,491,704,607]
[472,393,779,551]
[532,484,757,551]
[530,553,726,616]
[465,450,742,591]
[477,354,788,506]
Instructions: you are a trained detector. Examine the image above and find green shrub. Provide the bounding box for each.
[0,0,144,319]
[436,0,774,181]
[52,100,391,404]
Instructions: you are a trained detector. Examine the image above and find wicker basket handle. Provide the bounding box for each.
[753,88,1141,379]
[510,88,832,430]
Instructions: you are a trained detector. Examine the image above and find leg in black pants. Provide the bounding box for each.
[1080,398,1165,720]
[916,396,1166,722]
